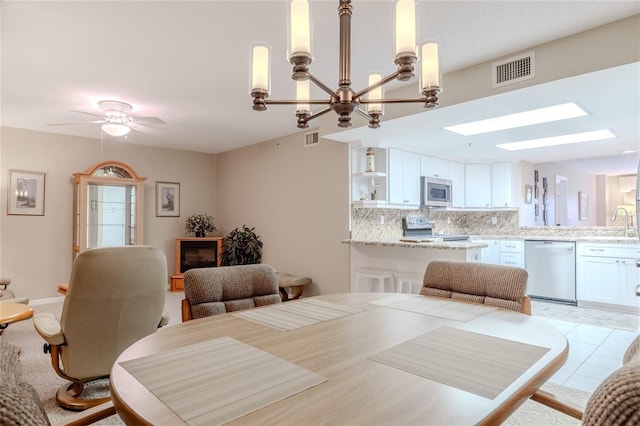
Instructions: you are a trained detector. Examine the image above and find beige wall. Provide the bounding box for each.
[0,127,216,300]
[216,130,351,296]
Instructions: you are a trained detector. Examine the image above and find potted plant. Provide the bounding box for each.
[185,213,215,237]
[221,225,263,266]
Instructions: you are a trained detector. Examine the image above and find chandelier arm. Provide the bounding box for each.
[305,107,333,122]
[307,72,339,99]
[355,108,371,120]
[359,98,429,104]
[352,70,401,100]
[265,100,332,105]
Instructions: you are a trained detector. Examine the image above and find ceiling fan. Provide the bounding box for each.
[47,100,165,137]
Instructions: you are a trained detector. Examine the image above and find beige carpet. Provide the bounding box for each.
[2,292,591,425]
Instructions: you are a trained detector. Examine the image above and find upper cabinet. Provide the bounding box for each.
[351,145,388,207]
[73,161,146,259]
[465,164,492,208]
[464,162,521,209]
[491,162,519,208]
[388,148,420,207]
[420,155,450,179]
[449,161,465,208]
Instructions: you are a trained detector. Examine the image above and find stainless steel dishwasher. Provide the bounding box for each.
[524,240,576,304]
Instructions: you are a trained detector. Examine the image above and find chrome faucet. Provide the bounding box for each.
[612,207,630,237]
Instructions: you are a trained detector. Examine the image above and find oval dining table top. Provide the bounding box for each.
[110,293,568,426]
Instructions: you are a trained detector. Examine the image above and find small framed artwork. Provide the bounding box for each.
[155,181,180,217]
[525,185,533,204]
[7,170,46,215]
[578,191,589,221]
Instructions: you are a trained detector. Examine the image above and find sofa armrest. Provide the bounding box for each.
[33,312,66,346]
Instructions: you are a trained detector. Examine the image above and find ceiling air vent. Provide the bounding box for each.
[304,132,319,147]
[492,51,535,88]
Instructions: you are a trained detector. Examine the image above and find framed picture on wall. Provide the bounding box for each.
[525,185,533,204]
[7,170,45,215]
[155,181,180,217]
[578,191,589,221]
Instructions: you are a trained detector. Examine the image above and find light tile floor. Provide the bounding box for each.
[531,300,639,393]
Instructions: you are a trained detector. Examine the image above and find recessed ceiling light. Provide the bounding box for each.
[621,149,639,154]
[443,102,588,136]
[496,129,615,151]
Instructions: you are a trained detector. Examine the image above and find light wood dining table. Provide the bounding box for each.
[110,293,568,426]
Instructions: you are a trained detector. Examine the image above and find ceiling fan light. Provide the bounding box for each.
[102,122,131,137]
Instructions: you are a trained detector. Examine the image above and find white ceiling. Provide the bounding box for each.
[1,1,639,175]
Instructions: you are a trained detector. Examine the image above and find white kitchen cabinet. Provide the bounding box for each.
[491,162,518,208]
[465,164,491,208]
[499,240,524,267]
[577,243,640,309]
[420,155,450,179]
[388,148,420,206]
[475,239,499,264]
[477,239,524,267]
[449,161,465,208]
[350,145,388,207]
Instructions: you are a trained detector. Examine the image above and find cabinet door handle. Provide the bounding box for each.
[590,248,605,252]
[403,200,409,203]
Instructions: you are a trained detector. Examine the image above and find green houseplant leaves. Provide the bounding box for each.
[221,225,263,266]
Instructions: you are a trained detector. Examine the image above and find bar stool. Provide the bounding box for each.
[355,268,394,292]
[394,271,424,294]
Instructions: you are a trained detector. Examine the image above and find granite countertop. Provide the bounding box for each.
[342,238,488,250]
[343,235,639,248]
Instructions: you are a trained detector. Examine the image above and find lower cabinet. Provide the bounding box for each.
[476,239,523,268]
[475,240,498,264]
[498,240,524,267]
[577,243,640,309]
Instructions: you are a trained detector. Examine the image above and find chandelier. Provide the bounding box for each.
[250,0,441,129]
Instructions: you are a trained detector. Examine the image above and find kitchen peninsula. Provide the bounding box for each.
[345,238,487,292]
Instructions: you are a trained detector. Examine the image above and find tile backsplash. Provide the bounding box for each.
[351,207,636,239]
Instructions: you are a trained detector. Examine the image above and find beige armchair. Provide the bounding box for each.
[421,260,531,314]
[182,264,282,321]
[0,277,29,305]
[33,246,168,411]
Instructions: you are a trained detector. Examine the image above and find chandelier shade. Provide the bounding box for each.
[250,0,442,129]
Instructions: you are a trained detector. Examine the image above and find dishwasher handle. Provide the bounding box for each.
[529,242,575,250]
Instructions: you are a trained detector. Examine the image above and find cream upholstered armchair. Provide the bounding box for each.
[421,260,531,314]
[0,277,29,305]
[33,246,168,411]
[182,264,282,321]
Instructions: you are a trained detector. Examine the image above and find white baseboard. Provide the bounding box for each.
[29,296,64,306]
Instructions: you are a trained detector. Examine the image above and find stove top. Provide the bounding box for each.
[402,216,469,241]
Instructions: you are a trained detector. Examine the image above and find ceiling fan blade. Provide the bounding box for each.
[133,116,165,125]
[47,120,105,126]
[68,109,106,119]
[130,123,163,135]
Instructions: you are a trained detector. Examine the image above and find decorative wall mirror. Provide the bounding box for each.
[73,161,146,259]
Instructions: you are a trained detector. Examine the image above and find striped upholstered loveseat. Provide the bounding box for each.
[181,264,282,321]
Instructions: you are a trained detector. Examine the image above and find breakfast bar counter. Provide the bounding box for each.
[344,238,487,292]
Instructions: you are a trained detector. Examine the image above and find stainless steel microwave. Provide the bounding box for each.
[421,176,452,207]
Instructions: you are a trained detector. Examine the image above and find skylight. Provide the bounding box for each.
[443,102,588,136]
[496,129,616,151]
